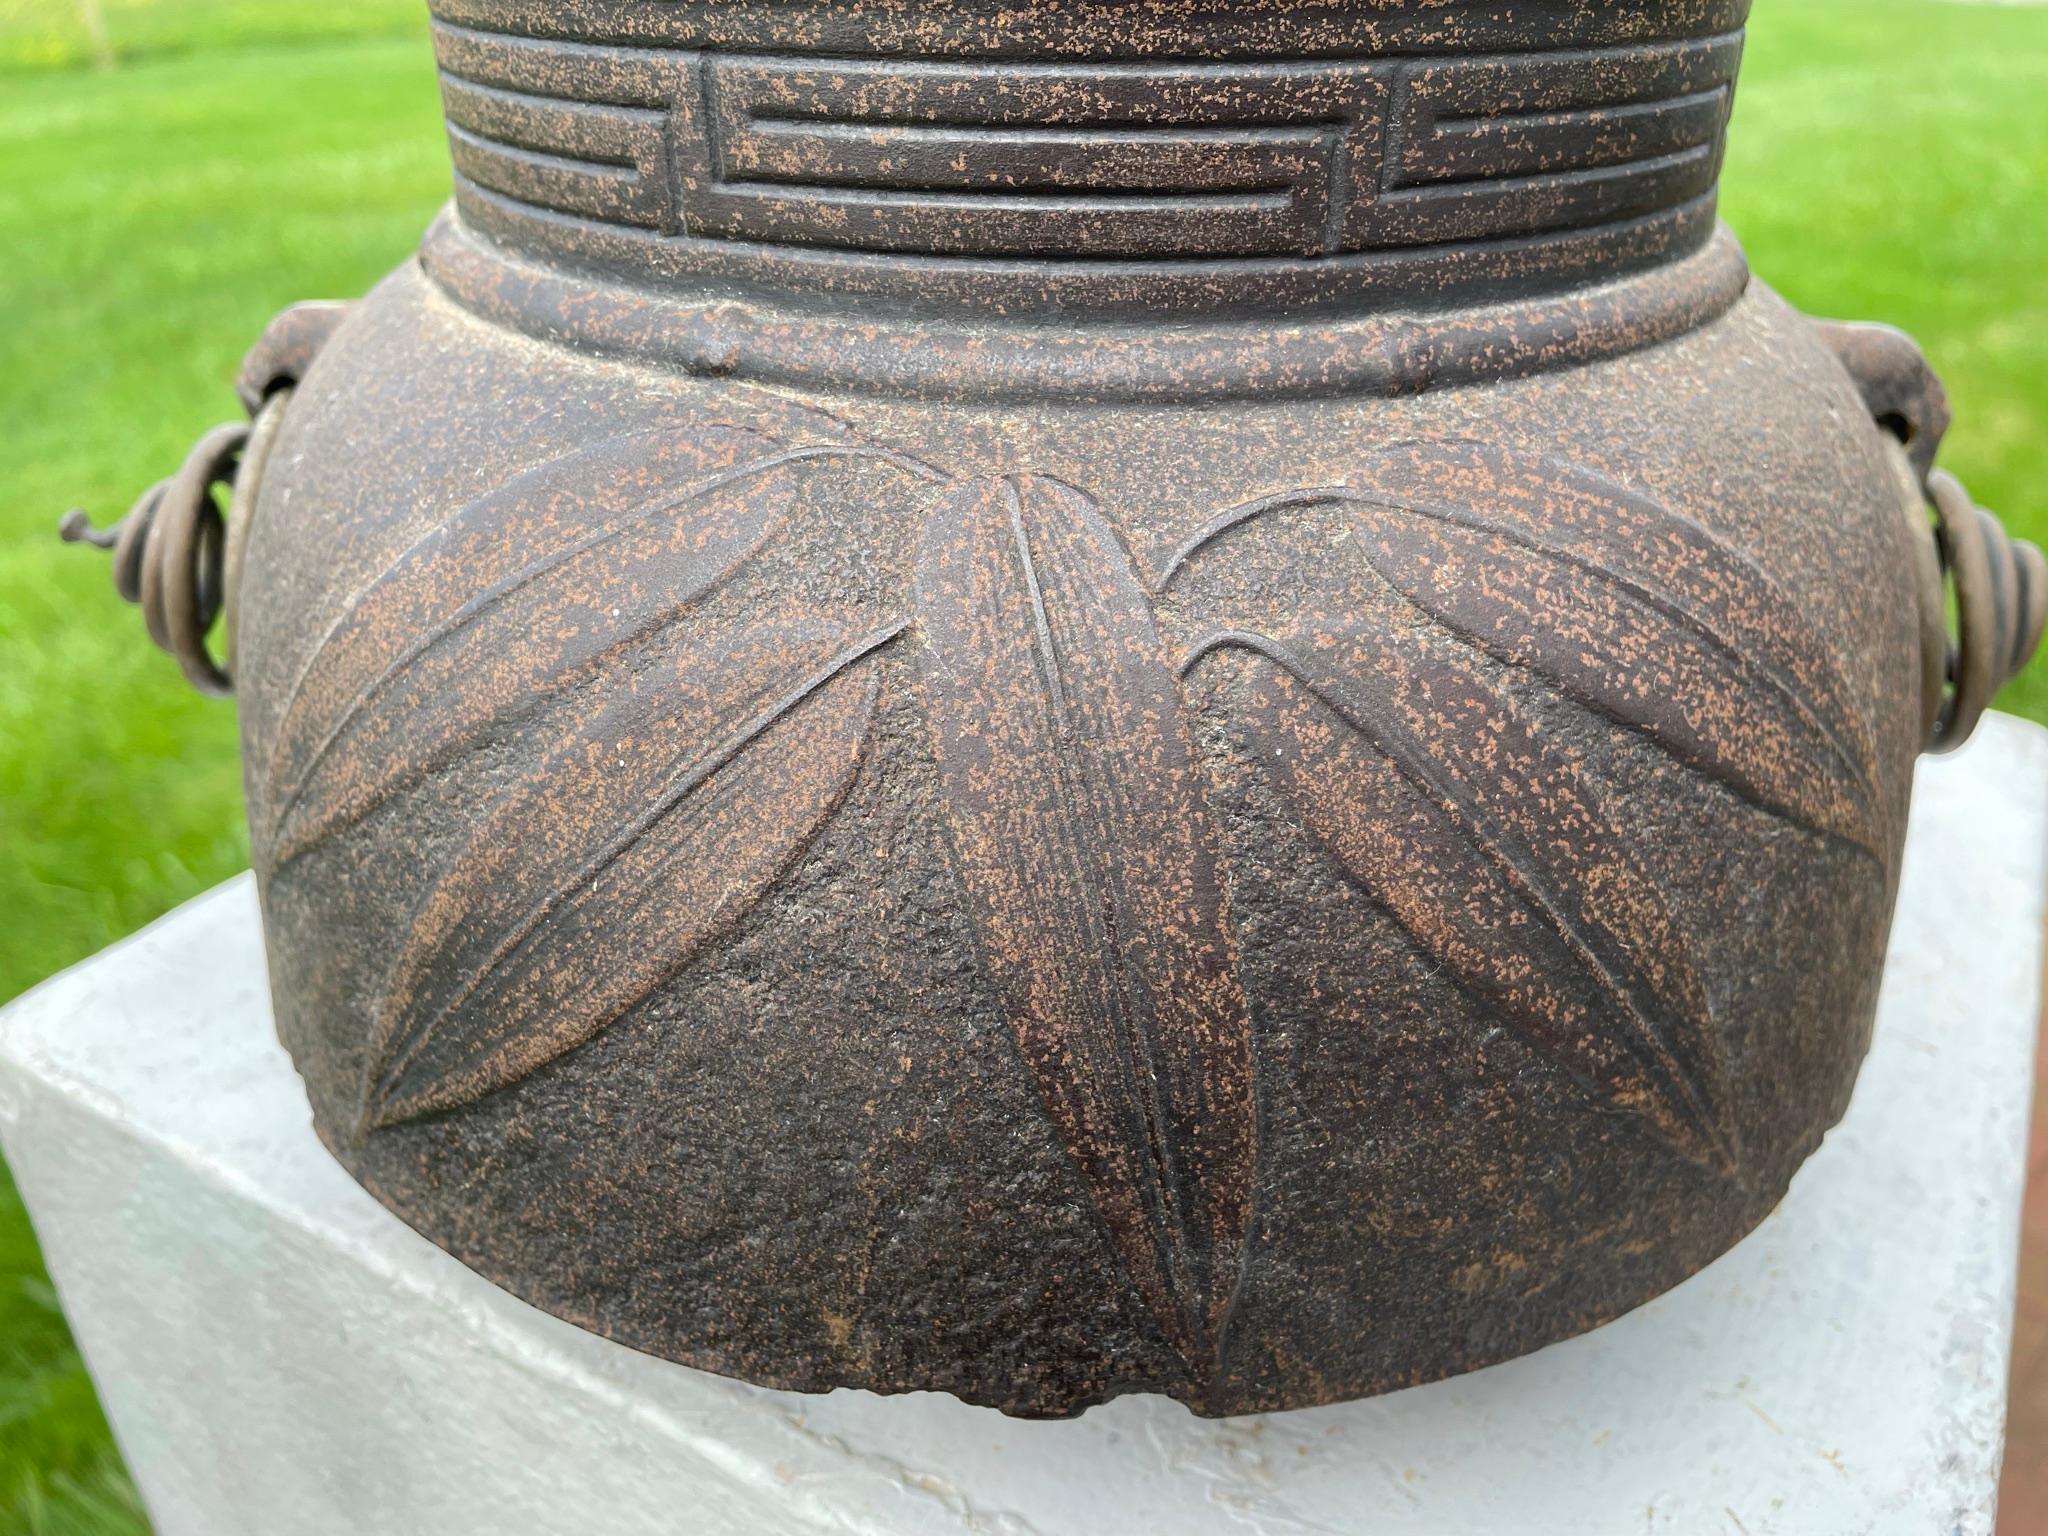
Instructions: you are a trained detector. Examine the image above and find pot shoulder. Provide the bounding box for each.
[233,258,1924,1417]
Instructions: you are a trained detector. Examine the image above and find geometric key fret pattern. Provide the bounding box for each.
[434,22,1742,262]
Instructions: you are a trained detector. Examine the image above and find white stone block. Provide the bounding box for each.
[4,714,2045,1536]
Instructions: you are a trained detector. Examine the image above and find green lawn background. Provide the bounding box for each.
[1,2,2043,1529]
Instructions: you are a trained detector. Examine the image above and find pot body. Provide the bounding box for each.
[224,0,1940,1418]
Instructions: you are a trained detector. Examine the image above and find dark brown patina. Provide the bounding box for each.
[70,0,2045,1417]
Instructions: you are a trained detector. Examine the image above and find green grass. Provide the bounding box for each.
[0,7,444,1532]
[0,0,422,72]
[0,1,2043,1528]
[1720,0,2048,723]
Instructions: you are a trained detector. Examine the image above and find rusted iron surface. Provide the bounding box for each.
[66,0,2046,1417]
[233,302,351,416]
[431,0,1747,316]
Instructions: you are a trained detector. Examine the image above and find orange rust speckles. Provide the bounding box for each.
[364,613,888,1129]
[1219,627,1740,1176]
[1160,449,1844,1178]
[913,474,1257,1384]
[267,426,788,863]
[1165,445,1890,862]
[428,1,1741,316]
[179,0,1978,1424]
[1343,442,1888,859]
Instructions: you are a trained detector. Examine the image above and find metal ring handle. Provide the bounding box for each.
[60,301,343,698]
[153,423,246,695]
[1925,469,2047,753]
[61,422,248,696]
[1818,318,2044,754]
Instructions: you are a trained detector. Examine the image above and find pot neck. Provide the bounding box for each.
[427,0,1751,323]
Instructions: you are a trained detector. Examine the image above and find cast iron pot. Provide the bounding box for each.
[71,0,2046,1418]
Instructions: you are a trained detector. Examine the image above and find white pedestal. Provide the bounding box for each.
[5,716,2046,1536]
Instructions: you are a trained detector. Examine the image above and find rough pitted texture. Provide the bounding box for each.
[428,0,1747,316]
[7,715,2042,1532]
[219,0,1961,1416]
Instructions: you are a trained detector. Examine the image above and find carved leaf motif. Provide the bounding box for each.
[1168,441,1886,860]
[914,475,1256,1373]
[1198,619,1740,1175]
[363,613,889,1130]
[265,426,914,864]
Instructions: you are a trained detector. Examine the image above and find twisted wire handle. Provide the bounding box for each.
[1924,469,2047,752]
[60,301,344,696]
[61,422,247,696]
[1815,319,2045,753]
